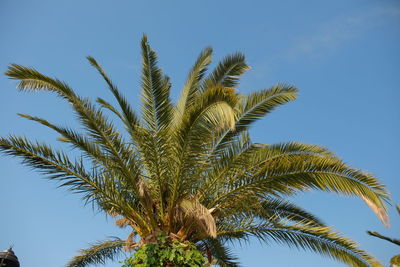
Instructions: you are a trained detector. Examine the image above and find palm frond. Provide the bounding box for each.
[66,238,126,267]
[96,97,125,121]
[168,86,239,221]
[257,197,326,227]
[0,136,99,194]
[132,126,172,220]
[236,84,298,129]
[210,147,389,222]
[202,238,241,267]
[0,136,150,233]
[136,36,176,220]
[360,195,390,227]
[87,56,141,141]
[6,64,134,168]
[6,64,77,98]
[218,221,382,267]
[214,84,298,154]
[176,86,239,154]
[170,101,236,201]
[5,64,148,215]
[178,197,217,239]
[367,231,400,246]
[202,142,337,206]
[140,34,172,131]
[17,113,109,168]
[175,47,213,123]
[202,52,249,89]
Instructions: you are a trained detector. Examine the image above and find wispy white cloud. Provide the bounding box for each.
[285,4,400,60]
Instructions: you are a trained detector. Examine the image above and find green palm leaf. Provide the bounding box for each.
[140,34,172,131]
[218,220,382,267]
[214,84,298,153]
[0,136,149,229]
[66,238,126,267]
[256,197,326,227]
[175,47,213,123]
[87,56,141,140]
[201,238,240,267]
[202,52,249,89]
[209,144,389,222]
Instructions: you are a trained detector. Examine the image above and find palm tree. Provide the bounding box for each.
[0,35,390,267]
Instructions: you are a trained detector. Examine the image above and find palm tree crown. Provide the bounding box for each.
[1,35,390,267]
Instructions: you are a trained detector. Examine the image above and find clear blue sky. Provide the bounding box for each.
[0,1,399,266]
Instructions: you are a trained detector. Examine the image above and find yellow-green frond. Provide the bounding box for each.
[66,238,126,267]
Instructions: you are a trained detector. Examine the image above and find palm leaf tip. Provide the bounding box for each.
[5,64,31,80]
[86,56,98,66]
[360,195,390,227]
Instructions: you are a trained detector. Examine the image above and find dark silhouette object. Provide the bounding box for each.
[0,248,20,267]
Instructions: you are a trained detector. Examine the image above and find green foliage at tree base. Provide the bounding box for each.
[121,234,205,267]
